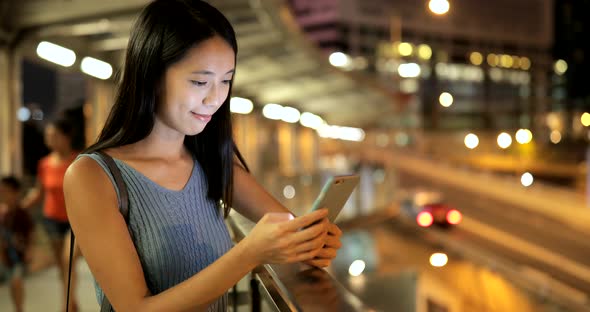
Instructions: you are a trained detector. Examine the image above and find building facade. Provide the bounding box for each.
[290,0,554,134]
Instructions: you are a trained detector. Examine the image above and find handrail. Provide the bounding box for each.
[227,211,371,312]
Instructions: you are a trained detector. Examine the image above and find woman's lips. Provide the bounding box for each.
[191,112,212,122]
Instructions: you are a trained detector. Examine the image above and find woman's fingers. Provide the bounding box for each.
[326,223,342,237]
[292,233,327,254]
[314,247,338,259]
[283,209,328,232]
[287,219,328,244]
[323,233,342,249]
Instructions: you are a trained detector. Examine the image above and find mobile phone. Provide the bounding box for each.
[309,175,360,222]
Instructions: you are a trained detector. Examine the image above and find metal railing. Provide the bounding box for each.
[227,211,371,312]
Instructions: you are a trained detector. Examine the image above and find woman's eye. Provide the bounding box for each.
[222,80,232,85]
[190,80,207,86]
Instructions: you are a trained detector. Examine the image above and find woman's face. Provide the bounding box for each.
[44,124,71,152]
[158,36,235,136]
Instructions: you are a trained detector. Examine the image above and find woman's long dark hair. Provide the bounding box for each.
[85,0,248,216]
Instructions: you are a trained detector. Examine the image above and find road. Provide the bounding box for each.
[396,171,590,296]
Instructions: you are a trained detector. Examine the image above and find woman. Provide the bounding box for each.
[22,117,80,312]
[64,1,342,311]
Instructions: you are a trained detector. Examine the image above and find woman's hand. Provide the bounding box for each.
[304,221,343,268]
[243,209,329,266]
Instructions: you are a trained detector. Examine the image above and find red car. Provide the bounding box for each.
[401,191,462,228]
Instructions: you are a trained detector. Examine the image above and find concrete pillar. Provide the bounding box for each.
[297,127,318,174]
[278,122,296,177]
[233,113,260,174]
[0,47,22,176]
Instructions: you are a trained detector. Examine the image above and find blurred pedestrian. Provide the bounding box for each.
[21,117,80,312]
[0,176,34,312]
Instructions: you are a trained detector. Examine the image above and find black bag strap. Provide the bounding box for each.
[66,151,130,312]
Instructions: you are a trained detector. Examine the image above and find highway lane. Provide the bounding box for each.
[395,171,590,295]
[331,219,585,312]
[396,171,590,267]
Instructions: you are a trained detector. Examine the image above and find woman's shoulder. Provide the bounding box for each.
[65,155,112,189]
[38,154,51,167]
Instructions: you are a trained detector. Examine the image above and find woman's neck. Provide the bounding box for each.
[122,123,187,161]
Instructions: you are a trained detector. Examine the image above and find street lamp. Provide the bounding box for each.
[429,0,450,15]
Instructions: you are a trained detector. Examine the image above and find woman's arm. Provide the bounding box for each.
[21,181,43,210]
[64,157,328,312]
[231,164,291,222]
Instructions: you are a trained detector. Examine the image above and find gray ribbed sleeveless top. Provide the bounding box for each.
[80,153,233,311]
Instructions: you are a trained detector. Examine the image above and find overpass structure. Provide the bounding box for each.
[0,0,396,175]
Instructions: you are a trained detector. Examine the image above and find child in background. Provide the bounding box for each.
[0,176,34,312]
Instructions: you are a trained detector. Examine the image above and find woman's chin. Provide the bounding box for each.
[186,125,207,136]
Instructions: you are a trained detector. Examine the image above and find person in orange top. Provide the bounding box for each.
[22,117,80,312]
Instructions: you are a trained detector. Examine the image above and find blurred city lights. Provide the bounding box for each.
[512,56,521,69]
[260,103,301,122]
[352,56,369,70]
[230,97,254,114]
[283,185,296,199]
[430,253,448,267]
[300,112,325,129]
[376,133,390,147]
[17,107,31,122]
[428,0,450,15]
[554,59,568,75]
[520,57,531,70]
[398,42,413,56]
[400,79,419,93]
[497,132,512,149]
[446,209,462,225]
[487,54,499,67]
[581,112,590,127]
[521,172,534,187]
[417,211,434,227]
[439,92,454,107]
[80,57,113,80]
[515,129,533,144]
[349,260,366,277]
[469,52,483,65]
[489,68,503,82]
[398,63,421,78]
[500,54,513,68]
[262,103,283,120]
[36,41,76,67]
[317,125,366,142]
[329,52,351,67]
[418,44,432,60]
[464,133,479,149]
[395,132,410,146]
[281,106,301,123]
[550,130,562,144]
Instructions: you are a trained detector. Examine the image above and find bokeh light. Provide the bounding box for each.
[430,253,448,267]
[515,129,533,144]
[464,133,479,149]
[349,260,366,277]
[497,132,512,149]
[521,172,534,187]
